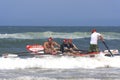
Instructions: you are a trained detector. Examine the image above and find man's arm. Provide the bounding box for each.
[73,44,78,50]
[43,42,47,49]
[99,35,104,41]
[54,42,60,48]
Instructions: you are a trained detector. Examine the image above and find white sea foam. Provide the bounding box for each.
[0,32,119,40]
[0,53,120,70]
[1,76,100,80]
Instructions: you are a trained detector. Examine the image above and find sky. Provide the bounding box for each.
[0,0,120,26]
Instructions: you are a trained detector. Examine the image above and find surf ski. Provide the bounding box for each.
[26,44,44,54]
[2,44,119,58]
[26,44,120,57]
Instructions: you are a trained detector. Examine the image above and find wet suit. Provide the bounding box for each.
[68,43,74,49]
[60,43,70,53]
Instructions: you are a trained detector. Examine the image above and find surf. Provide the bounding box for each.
[0,32,120,40]
[0,52,120,70]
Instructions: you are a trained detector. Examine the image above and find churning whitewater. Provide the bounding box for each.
[0,26,120,80]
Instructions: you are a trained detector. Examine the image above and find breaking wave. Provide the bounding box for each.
[0,53,120,70]
[0,31,119,40]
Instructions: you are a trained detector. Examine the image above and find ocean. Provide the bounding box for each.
[0,26,120,80]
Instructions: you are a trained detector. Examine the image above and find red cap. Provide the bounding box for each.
[63,39,68,42]
[92,29,96,33]
[48,37,53,41]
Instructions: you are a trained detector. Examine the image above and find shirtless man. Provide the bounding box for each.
[43,37,60,55]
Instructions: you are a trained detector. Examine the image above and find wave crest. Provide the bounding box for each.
[0,32,119,40]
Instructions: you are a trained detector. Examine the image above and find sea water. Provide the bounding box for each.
[0,26,120,80]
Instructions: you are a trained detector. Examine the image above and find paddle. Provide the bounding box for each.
[5,51,30,56]
[12,51,29,54]
[72,40,88,53]
[102,40,114,57]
